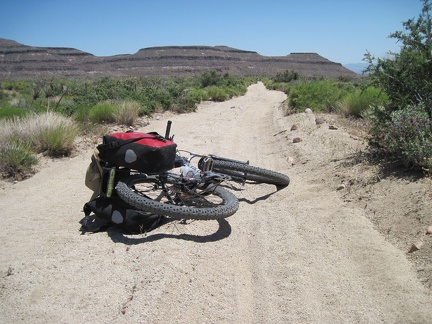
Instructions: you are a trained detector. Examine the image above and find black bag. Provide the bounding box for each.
[81,196,164,234]
[97,131,177,174]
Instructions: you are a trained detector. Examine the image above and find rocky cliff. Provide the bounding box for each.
[0,39,358,79]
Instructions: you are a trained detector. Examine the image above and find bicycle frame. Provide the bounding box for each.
[89,120,263,201]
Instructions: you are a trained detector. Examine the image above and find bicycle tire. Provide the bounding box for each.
[212,160,290,188]
[115,175,239,220]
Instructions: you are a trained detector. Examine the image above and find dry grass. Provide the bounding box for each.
[112,101,141,126]
[0,112,79,156]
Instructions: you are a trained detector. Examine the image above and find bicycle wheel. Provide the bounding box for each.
[115,175,239,220]
[212,160,290,188]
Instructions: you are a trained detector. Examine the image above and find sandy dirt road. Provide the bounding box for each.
[1,83,431,323]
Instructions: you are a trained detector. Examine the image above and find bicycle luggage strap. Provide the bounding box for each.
[99,132,167,151]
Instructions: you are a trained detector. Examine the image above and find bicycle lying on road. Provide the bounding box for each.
[84,121,289,229]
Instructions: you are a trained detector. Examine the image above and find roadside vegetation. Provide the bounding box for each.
[1,1,430,179]
[265,0,432,173]
[0,72,254,178]
[365,0,432,171]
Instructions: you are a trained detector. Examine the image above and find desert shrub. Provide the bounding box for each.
[1,80,30,92]
[23,113,79,156]
[223,84,247,98]
[53,97,77,116]
[0,113,79,157]
[88,101,117,123]
[199,71,251,93]
[0,90,7,100]
[273,70,300,83]
[288,80,348,112]
[178,88,209,111]
[206,86,228,102]
[364,0,432,169]
[112,101,141,126]
[72,104,92,122]
[139,101,157,115]
[275,83,292,94]
[0,141,38,177]
[200,71,222,87]
[144,87,173,110]
[0,106,29,119]
[365,0,432,115]
[262,78,292,94]
[2,76,256,124]
[37,124,78,156]
[371,104,432,169]
[338,87,389,118]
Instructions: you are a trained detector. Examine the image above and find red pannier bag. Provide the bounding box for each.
[96,131,177,174]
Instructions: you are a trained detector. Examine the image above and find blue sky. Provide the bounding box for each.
[0,0,424,64]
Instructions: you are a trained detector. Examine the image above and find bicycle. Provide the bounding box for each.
[86,121,290,221]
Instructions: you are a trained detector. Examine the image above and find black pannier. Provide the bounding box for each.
[97,131,177,174]
[82,196,164,234]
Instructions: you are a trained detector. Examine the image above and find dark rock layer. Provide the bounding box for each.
[0,39,358,79]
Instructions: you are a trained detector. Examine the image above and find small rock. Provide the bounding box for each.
[329,125,338,130]
[290,124,298,131]
[287,156,295,165]
[315,117,325,125]
[292,137,302,143]
[305,108,313,114]
[426,226,432,235]
[336,184,345,191]
[408,241,424,253]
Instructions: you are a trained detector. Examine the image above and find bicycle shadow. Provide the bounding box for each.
[226,182,287,205]
[239,192,275,204]
[81,183,285,244]
[238,187,284,204]
[105,218,232,245]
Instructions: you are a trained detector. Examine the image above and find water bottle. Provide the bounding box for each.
[180,165,202,180]
[106,168,116,198]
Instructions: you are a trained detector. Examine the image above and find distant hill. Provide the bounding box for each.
[0,38,359,79]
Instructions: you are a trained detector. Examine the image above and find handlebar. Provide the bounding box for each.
[165,120,173,141]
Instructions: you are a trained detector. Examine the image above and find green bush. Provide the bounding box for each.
[288,80,349,112]
[139,101,157,115]
[206,86,228,102]
[0,90,7,100]
[338,87,389,118]
[38,124,78,156]
[371,104,432,169]
[178,88,209,111]
[144,87,173,110]
[365,1,432,115]
[273,70,300,83]
[88,102,117,123]
[1,80,29,92]
[1,75,256,124]
[72,104,91,122]
[112,101,141,126]
[223,85,247,98]
[0,141,38,177]
[0,106,29,119]
[365,0,432,169]
[200,71,222,87]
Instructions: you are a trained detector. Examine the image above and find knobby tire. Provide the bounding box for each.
[212,160,290,188]
[115,175,239,220]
